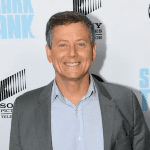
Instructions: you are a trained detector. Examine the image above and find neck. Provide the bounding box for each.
[55,73,90,105]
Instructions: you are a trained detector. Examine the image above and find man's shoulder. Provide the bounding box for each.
[93,75,135,105]
[102,82,133,97]
[92,74,133,97]
[100,81,136,108]
[92,74,134,98]
[20,85,45,98]
[15,85,47,108]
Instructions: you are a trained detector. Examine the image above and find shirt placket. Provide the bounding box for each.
[76,100,84,150]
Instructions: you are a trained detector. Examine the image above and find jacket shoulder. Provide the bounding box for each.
[14,85,46,110]
[101,82,134,99]
[100,82,136,112]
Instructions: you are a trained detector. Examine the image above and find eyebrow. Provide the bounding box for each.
[56,40,69,44]
[76,39,90,43]
[76,39,86,42]
[56,38,89,45]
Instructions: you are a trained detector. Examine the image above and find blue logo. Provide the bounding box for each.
[139,68,150,111]
[0,0,35,39]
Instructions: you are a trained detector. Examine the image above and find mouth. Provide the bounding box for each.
[64,62,81,66]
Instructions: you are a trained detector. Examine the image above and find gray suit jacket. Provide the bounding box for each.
[9,74,150,150]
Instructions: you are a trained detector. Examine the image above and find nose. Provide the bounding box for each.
[69,45,77,57]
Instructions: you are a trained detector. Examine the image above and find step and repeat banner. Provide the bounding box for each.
[0,0,150,149]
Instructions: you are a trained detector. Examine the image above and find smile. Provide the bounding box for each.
[65,62,80,66]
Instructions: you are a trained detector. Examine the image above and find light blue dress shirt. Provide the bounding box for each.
[51,74,104,150]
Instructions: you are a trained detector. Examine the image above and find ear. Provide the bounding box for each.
[45,45,52,63]
[92,43,97,61]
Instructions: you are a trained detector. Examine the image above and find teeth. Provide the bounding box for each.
[65,63,80,66]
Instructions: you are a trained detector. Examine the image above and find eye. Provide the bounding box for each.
[78,43,86,47]
[59,44,66,47]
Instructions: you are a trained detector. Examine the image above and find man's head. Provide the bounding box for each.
[46,11,95,49]
[45,11,96,80]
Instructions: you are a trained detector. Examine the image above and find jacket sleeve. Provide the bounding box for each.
[132,92,150,150]
[9,98,22,150]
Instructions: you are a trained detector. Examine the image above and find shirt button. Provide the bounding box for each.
[76,110,79,113]
[79,137,82,140]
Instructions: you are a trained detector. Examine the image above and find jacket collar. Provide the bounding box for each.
[39,74,112,103]
[39,79,54,104]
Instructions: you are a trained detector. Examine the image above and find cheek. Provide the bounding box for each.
[60,53,65,57]
[55,49,66,57]
[84,52,92,61]
[52,52,65,64]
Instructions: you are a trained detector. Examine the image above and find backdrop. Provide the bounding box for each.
[0,0,150,149]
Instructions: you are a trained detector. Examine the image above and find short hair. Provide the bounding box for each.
[46,11,95,49]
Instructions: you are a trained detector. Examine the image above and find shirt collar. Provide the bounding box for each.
[51,74,97,103]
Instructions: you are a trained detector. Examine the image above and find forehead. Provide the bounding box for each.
[52,22,90,39]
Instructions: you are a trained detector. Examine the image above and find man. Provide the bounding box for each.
[9,11,150,150]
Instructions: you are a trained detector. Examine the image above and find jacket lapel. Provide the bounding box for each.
[93,75,116,150]
[34,80,54,150]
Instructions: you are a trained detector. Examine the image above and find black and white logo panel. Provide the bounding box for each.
[0,69,26,102]
[73,0,101,15]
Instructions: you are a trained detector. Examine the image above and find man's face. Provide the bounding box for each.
[46,22,96,80]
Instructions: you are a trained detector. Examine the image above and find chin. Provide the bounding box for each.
[64,73,87,81]
[56,70,88,80]
[66,74,80,79]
